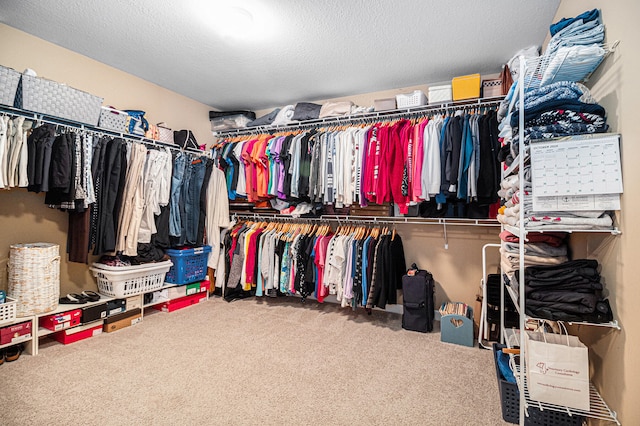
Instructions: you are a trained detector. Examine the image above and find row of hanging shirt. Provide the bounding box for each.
[0,115,223,263]
[220,219,406,310]
[212,108,501,215]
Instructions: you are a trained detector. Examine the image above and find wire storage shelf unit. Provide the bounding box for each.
[522,41,618,91]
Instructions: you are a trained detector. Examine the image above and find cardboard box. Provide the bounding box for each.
[107,299,126,316]
[81,302,108,323]
[0,320,32,345]
[52,321,103,345]
[126,295,142,311]
[168,280,211,299]
[103,308,142,333]
[153,292,206,313]
[40,309,82,331]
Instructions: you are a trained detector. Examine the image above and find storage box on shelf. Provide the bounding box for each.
[125,295,143,311]
[428,84,452,104]
[165,246,211,285]
[0,320,32,345]
[98,106,129,133]
[0,65,21,106]
[395,90,427,108]
[15,74,103,125]
[373,98,396,111]
[452,73,481,101]
[52,321,103,345]
[90,260,173,298]
[152,292,207,313]
[481,78,504,98]
[39,309,82,332]
[103,308,142,333]
[81,303,108,324]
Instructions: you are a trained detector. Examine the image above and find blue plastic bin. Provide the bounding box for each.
[165,246,211,285]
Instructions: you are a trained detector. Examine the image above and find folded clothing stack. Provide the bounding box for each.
[516,259,613,323]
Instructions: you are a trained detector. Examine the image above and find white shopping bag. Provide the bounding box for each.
[525,327,590,411]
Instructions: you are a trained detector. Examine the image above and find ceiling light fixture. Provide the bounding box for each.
[216,6,255,39]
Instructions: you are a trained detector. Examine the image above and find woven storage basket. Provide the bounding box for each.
[15,74,103,125]
[8,243,60,316]
[0,65,21,106]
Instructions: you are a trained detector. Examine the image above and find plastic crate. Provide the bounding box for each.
[395,90,428,108]
[0,297,17,325]
[90,260,173,298]
[165,246,211,285]
[493,343,585,425]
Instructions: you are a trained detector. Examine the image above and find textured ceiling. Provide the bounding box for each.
[0,0,560,111]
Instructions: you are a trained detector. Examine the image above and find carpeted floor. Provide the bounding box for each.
[0,297,509,425]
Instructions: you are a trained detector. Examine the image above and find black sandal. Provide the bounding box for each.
[81,290,101,302]
[5,344,23,362]
[59,293,88,304]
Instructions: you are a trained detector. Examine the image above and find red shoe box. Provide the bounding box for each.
[0,321,32,345]
[52,322,103,345]
[39,309,82,331]
[152,292,206,313]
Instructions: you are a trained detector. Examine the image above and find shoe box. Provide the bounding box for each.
[81,302,108,323]
[40,309,82,331]
[106,299,126,316]
[52,321,103,345]
[152,292,207,313]
[166,280,210,299]
[0,320,32,345]
[125,294,142,311]
[103,308,142,333]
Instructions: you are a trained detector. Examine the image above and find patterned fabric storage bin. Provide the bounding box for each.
[98,106,129,133]
[157,122,174,144]
[482,79,504,98]
[15,74,103,125]
[0,65,21,106]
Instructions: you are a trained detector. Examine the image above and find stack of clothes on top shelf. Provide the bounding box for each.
[496,165,614,230]
[496,8,608,168]
[499,229,568,280]
[516,259,613,323]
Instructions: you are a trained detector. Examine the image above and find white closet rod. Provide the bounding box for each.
[213,96,505,137]
[0,104,210,157]
[231,212,500,250]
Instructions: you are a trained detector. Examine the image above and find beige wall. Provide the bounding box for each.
[0,24,214,295]
[556,1,639,424]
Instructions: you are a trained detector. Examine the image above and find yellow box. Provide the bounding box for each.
[452,74,481,101]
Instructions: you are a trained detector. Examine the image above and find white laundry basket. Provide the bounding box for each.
[8,243,60,316]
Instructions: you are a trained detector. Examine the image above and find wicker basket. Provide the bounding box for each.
[0,65,21,106]
[8,243,60,316]
[15,74,103,125]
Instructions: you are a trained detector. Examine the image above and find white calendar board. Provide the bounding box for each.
[530,135,622,202]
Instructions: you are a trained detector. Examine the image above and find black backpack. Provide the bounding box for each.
[402,263,435,332]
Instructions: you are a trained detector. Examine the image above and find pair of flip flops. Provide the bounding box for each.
[59,291,101,304]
